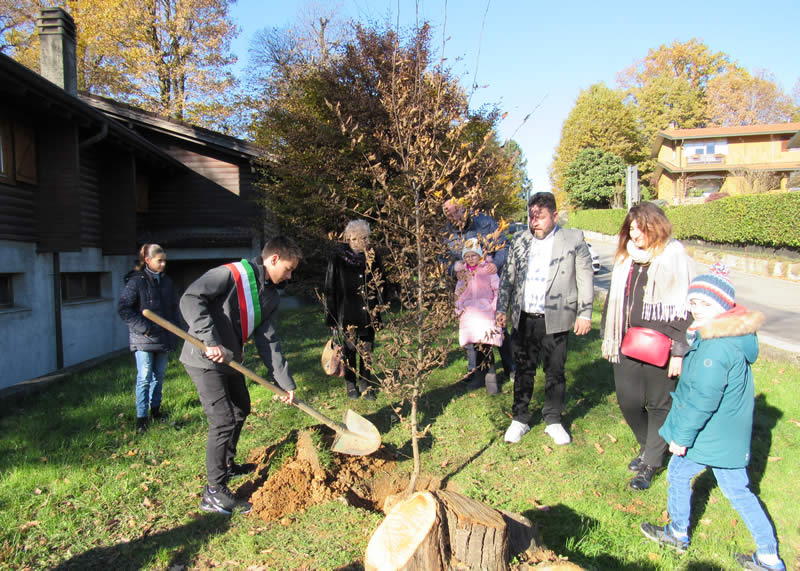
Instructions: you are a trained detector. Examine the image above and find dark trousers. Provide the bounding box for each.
[511,312,569,425]
[184,364,251,486]
[342,328,375,393]
[468,331,513,376]
[613,356,677,467]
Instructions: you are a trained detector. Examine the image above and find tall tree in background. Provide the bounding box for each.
[635,74,707,143]
[705,68,795,126]
[1,0,239,132]
[618,38,731,94]
[550,83,643,200]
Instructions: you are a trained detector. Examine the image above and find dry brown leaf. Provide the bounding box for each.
[142,497,152,508]
[788,419,800,427]
[542,445,553,454]
[594,443,605,454]
[606,433,618,443]
[20,521,39,531]
[767,456,783,462]
[34,488,42,495]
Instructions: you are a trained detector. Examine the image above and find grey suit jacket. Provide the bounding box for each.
[497,225,594,334]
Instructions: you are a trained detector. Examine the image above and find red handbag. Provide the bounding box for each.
[620,327,672,367]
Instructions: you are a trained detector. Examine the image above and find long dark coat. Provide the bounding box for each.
[324,245,384,332]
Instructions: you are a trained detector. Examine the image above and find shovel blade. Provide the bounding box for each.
[330,408,382,456]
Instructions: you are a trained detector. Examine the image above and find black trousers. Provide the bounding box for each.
[184,364,251,486]
[613,356,677,467]
[511,312,569,425]
[342,327,375,393]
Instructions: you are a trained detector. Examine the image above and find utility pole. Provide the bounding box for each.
[626,165,640,209]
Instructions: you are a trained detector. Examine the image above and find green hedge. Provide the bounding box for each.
[567,193,800,249]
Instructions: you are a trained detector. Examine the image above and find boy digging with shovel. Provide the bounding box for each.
[180,236,302,515]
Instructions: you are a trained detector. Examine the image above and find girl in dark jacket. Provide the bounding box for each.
[117,244,179,432]
[324,220,384,400]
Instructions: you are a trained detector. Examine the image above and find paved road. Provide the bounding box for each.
[587,238,800,354]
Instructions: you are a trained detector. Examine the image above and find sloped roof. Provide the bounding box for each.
[82,93,269,162]
[0,53,185,171]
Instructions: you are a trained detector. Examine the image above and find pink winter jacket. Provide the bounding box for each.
[454,260,503,347]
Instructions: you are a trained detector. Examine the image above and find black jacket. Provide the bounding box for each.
[324,245,384,331]
[117,269,179,352]
[178,257,296,391]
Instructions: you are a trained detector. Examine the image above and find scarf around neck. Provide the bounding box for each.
[602,239,694,363]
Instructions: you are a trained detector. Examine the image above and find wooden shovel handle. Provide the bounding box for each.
[142,309,347,433]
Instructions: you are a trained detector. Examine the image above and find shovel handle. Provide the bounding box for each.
[142,309,347,434]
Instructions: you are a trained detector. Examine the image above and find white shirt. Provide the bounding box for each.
[522,227,556,314]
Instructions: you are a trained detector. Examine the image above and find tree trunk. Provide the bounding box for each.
[365,490,537,571]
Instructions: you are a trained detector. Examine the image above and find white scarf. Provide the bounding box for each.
[602,239,693,363]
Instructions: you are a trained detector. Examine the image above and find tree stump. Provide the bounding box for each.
[365,490,538,570]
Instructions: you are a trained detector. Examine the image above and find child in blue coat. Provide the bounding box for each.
[640,264,785,571]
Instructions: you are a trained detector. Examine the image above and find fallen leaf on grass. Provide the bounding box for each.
[126,450,138,457]
[440,460,449,468]
[594,443,605,454]
[700,518,712,526]
[40,457,47,463]
[34,488,42,495]
[542,445,553,454]
[142,497,152,508]
[20,521,39,531]
[648,552,661,561]
[789,419,800,427]
[606,433,618,443]
[767,456,782,462]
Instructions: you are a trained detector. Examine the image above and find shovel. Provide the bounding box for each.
[142,309,381,456]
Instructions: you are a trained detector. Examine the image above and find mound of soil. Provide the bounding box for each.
[239,427,401,522]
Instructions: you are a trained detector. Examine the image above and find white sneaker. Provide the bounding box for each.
[504,420,530,443]
[544,423,571,445]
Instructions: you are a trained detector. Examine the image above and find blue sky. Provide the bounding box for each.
[229,0,800,193]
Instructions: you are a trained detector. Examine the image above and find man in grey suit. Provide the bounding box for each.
[496,192,593,445]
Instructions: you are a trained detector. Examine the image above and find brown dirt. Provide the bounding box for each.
[238,427,403,522]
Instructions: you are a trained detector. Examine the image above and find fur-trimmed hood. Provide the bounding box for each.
[697,305,764,339]
[696,305,764,365]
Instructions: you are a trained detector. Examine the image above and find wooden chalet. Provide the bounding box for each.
[0,8,269,390]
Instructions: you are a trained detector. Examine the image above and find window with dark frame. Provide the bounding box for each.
[0,274,12,308]
[61,273,102,302]
[0,116,37,184]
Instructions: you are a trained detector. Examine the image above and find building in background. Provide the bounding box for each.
[0,8,269,390]
[651,123,800,204]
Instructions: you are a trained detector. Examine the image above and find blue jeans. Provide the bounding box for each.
[134,351,168,418]
[667,454,779,556]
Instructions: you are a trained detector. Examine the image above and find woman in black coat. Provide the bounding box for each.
[324,220,384,400]
[117,243,179,432]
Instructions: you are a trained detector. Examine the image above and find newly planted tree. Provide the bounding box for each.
[327,23,506,495]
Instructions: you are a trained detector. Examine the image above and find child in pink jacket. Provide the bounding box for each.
[454,239,503,394]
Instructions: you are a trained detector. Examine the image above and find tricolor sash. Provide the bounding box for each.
[225,259,262,342]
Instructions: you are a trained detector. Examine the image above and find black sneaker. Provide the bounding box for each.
[199,484,252,515]
[226,462,257,481]
[150,406,168,422]
[135,417,148,433]
[735,553,786,571]
[640,522,688,554]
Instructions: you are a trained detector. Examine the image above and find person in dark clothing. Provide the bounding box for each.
[117,243,179,433]
[180,236,302,515]
[324,220,384,400]
[601,202,694,491]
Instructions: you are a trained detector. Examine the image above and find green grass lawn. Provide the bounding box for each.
[1,304,798,570]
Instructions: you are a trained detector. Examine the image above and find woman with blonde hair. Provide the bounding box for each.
[324,220,385,400]
[601,203,694,490]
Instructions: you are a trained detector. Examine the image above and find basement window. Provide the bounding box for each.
[61,272,102,302]
[0,274,12,308]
